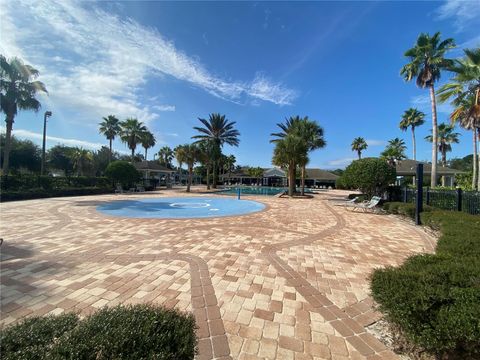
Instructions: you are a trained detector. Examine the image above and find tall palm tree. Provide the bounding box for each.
[399,108,425,161]
[438,48,480,189]
[192,113,240,188]
[174,145,185,185]
[176,144,200,192]
[272,134,307,196]
[1,55,48,174]
[351,137,368,160]
[381,138,407,165]
[71,148,93,176]
[400,32,455,187]
[140,131,156,160]
[99,115,120,163]
[426,123,460,166]
[271,116,325,195]
[197,140,215,190]
[158,146,174,168]
[223,154,236,183]
[295,118,326,195]
[119,118,147,162]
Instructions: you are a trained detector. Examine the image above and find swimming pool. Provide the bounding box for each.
[217,186,311,196]
[96,197,265,219]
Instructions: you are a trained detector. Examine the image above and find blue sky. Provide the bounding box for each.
[1,0,479,169]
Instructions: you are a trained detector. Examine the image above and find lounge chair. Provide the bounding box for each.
[115,184,123,194]
[350,196,382,213]
[334,196,359,206]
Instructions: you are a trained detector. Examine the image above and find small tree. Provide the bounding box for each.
[340,158,396,198]
[105,161,141,189]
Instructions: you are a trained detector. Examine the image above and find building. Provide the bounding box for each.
[220,167,339,188]
[395,159,464,187]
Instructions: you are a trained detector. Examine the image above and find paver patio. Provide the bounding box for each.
[0,189,436,359]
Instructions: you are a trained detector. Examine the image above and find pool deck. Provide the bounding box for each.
[0,188,436,359]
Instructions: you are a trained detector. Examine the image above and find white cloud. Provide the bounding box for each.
[410,94,452,115]
[365,139,386,146]
[0,0,296,132]
[4,128,112,150]
[327,157,356,167]
[152,105,176,112]
[436,0,480,31]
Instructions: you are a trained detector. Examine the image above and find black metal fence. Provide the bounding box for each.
[396,187,480,215]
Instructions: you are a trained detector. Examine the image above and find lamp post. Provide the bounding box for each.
[41,111,52,175]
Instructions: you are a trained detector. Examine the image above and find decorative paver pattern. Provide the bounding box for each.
[0,189,435,359]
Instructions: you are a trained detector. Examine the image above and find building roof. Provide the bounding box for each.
[134,161,176,173]
[395,159,463,176]
[305,168,339,181]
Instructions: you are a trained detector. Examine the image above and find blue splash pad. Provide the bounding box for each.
[96,197,265,219]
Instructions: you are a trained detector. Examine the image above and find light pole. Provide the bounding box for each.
[41,111,52,175]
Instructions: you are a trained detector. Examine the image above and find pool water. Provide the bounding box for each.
[96,197,265,219]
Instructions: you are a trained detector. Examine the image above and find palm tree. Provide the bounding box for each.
[223,154,236,183]
[197,140,215,190]
[192,113,240,188]
[426,123,460,179]
[98,115,121,163]
[400,32,455,187]
[140,131,156,160]
[438,48,480,189]
[173,145,185,185]
[158,146,174,168]
[272,134,307,196]
[119,118,147,162]
[71,148,93,176]
[175,144,200,192]
[271,116,325,195]
[351,137,368,160]
[381,138,407,165]
[399,108,425,161]
[1,55,48,174]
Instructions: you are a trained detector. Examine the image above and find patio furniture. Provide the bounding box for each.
[350,196,382,213]
[334,196,359,206]
[115,184,123,194]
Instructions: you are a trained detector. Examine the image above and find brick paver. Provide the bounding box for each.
[0,189,436,359]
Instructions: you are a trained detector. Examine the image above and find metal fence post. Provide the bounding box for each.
[456,188,462,212]
[415,164,423,225]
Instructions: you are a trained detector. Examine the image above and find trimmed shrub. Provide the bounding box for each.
[0,305,197,359]
[0,313,79,360]
[1,187,113,202]
[339,158,396,198]
[105,161,141,189]
[371,210,480,358]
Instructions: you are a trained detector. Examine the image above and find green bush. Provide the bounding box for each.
[0,305,197,359]
[105,161,141,189]
[0,187,113,202]
[1,313,79,360]
[371,210,480,358]
[338,158,396,198]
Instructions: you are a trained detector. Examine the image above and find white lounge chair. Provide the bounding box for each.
[350,196,382,213]
[335,196,359,206]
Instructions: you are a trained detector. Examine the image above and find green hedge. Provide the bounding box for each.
[1,304,197,359]
[372,207,480,358]
[1,187,113,202]
[1,175,111,191]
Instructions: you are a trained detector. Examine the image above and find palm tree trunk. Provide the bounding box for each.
[109,138,113,163]
[472,129,478,190]
[358,150,361,160]
[429,84,438,187]
[301,165,306,196]
[288,162,296,196]
[187,165,192,192]
[131,148,135,163]
[2,116,14,175]
[144,148,147,160]
[212,161,217,189]
[412,127,416,161]
[441,150,447,187]
[206,165,211,190]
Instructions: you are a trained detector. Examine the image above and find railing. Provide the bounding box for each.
[397,187,480,215]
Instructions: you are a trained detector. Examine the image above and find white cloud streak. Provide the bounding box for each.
[0,0,296,131]
[436,0,480,31]
[366,139,386,146]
